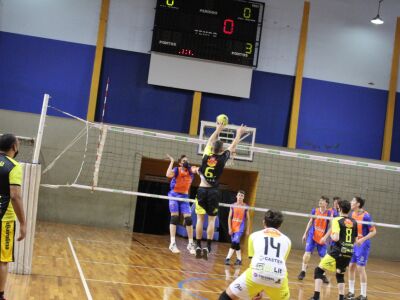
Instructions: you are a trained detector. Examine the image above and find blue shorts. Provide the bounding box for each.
[305,234,327,257]
[231,232,244,244]
[168,191,191,215]
[350,242,370,266]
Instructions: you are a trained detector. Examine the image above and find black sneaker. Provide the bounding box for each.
[355,296,367,300]
[234,259,242,266]
[195,247,202,259]
[224,258,230,265]
[322,274,329,284]
[345,292,355,300]
[298,271,306,280]
[202,247,209,260]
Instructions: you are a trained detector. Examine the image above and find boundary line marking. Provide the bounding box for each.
[67,237,93,300]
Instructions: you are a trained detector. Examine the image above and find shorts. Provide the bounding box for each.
[350,242,370,266]
[0,220,15,262]
[168,191,191,215]
[319,254,351,273]
[232,232,244,244]
[305,234,327,257]
[229,268,290,300]
[195,187,220,216]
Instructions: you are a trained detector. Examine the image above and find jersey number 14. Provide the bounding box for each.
[264,237,281,257]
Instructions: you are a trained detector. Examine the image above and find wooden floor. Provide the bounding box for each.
[4,222,400,299]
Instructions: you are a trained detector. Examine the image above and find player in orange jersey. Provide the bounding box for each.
[225,190,250,266]
[298,196,333,283]
[166,154,196,254]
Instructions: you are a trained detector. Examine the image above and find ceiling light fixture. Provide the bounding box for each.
[371,0,384,25]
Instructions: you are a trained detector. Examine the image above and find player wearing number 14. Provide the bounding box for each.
[219,210,291,300]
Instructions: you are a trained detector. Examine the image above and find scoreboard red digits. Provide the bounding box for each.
[151,0,264,67]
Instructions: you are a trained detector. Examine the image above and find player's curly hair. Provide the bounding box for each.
[264,210,284,229]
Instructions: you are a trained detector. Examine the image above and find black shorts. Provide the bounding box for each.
[195,187,221,216]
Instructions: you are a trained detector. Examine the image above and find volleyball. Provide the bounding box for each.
[216,114,229,126]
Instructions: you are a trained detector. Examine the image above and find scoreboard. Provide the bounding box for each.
[151,0,264,67]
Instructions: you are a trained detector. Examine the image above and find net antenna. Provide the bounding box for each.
[93,77,110,189]
[198,121,256,161]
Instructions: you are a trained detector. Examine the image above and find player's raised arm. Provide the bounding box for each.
[227,124,247,153]
[206,122,225,148]
[166,154,175,178]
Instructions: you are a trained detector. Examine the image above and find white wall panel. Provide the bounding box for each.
[0,0,100,45]
[105,0,155,53]
[305,0,400,90]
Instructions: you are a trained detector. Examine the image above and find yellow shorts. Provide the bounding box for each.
[195,199,206,215]
[319,254,337,273]
[229,268,290,300]
[0,220,15,262]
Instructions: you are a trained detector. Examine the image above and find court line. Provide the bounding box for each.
[86,278,221,294]
[79,259,228,277]
[179,277,214,300]
[78,260,400,295]
[67,237,93,300]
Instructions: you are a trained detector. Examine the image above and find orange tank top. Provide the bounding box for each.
[231,205,247,233]
[313,208,331,244]
[173,167,193,194]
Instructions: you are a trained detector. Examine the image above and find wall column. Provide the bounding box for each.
[287,1,310,149]
[382,17,400,161]
[189,91,202,136]
[87,0,110,122]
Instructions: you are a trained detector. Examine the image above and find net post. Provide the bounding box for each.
[33,93,50,163]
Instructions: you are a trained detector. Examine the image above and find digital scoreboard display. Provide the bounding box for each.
[151,0,264,67]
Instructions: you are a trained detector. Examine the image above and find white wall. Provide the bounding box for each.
[1,0,399,90]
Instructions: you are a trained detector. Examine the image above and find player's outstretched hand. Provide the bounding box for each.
[166,154,174,162]
[237,124,247,136]
[216,121,226,131]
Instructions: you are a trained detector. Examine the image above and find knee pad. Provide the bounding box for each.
[314,267,325,280]
[218,290,232,300]
[184,216,193,226]
[336,273,345,283]
[170,215,179,225]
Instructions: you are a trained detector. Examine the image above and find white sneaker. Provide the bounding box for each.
[169,242,180,253]
[187,242,196,255]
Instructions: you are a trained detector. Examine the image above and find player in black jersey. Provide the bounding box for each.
[0,134,26,300]
[309,199,358,300]
[195,121,246,260]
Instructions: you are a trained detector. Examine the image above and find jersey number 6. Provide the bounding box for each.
[204,167,215,178]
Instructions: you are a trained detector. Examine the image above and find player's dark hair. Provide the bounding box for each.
[321,195,329,204]
[237,190,246,196]
[333,196,341,202]
[264,210,284,229]
[178,155,187,163]
[338,199,351,214]
[354,196,365,208]
[213,140,224,154]
[0,134,17,152]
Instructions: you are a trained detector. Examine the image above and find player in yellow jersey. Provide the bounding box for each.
[219,210,291,300]
[309,199,357,300]
[0,134,26,300]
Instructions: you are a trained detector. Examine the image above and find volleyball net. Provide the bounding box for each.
[37,100,400,231]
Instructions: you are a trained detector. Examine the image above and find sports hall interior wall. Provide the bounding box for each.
[0,109,399,260]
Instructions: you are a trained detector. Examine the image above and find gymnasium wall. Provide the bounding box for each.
[1,108,399,259]
[1,0,400,159]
